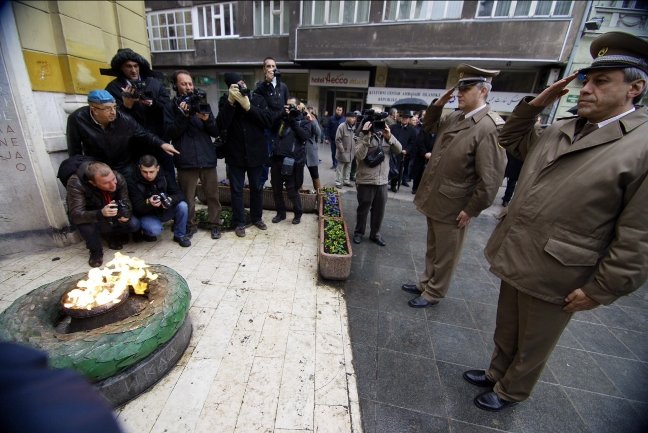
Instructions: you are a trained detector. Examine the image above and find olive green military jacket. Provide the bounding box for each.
[486,99,648,306]
[414,104,506,222]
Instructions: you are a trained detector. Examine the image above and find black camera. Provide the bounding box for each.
[110,199,128,218]
[238,82,251,97]
[177,89,209,115]
[287,103,301,117]
[359,109,389,134]
[157,192,172,209]
[124,79,153,100]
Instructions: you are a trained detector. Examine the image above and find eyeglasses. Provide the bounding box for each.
[91,105,117,112]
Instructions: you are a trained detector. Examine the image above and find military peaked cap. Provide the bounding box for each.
[456,64,500,88]
[580,31,648,74]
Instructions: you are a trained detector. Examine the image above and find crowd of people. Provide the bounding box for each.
[56,31,648,415]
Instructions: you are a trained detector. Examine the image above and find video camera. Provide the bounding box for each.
[123,79,154,100]
[359,109,389,134]
[177,89,209,115]
[285,103,303,118]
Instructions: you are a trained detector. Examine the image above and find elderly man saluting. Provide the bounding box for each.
[464,32,648,412]
[403,64,506,308]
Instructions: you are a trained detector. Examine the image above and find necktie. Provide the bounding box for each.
[574,122,597,142]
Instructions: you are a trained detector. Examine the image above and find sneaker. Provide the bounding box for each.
[234,226,246,237]
[272,214,286,223]
[211,226,222,239]
[88,249,103,267]
[253,220,267,230]
[173,236,191,247]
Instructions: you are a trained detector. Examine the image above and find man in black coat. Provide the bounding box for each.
[217,73,275,238]
[127,155,190,247]
[103,48,175,182]
[66,90,178,179]
[389,111,417,191]
[164,70,222,240]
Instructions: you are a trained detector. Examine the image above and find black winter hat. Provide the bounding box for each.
[100,48,160,79]
[224,72,243,86]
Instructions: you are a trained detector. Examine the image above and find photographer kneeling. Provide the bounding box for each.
[128,155,190,247]
[353,116,402,246]
[271,97,312,225]
[67,161,140,267]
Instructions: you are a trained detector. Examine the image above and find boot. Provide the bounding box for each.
[313,178,321,193]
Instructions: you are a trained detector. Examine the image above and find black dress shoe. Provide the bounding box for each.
[272,214,286,223]
[463,370,495,388]
[408,296,438,308]
[292,215,302,224]
[353,234,362,244]
[107,238,123,250]
[369,235,386,246]
[401,284,422,294]
[474,391,517,412]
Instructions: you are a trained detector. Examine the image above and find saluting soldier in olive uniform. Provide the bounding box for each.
[402,64,507,308]
[464,32,648,412]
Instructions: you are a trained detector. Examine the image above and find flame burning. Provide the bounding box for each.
[63,253,158,310]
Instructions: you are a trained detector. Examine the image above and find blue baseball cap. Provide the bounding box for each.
[87,90,115,104]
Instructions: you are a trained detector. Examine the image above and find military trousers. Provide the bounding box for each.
[417,218,466,302]
[487,281,573,402]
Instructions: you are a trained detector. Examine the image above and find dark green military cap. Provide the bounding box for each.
[580,31,648,74]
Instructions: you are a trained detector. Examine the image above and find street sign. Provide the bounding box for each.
[566,94,579,103]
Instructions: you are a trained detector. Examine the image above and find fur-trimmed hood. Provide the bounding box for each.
[100,48,162,79]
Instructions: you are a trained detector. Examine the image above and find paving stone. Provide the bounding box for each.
[563,387,645,433]
[374,402,450,433]
[567,320,635,358]
[590,352,648,402]
[376,311,433,357]
[428,321,491,368]
[546,346,620,396]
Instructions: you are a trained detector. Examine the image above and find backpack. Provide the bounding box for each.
[57,155,96,187]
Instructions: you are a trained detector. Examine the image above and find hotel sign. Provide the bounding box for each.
[309,70,370,88]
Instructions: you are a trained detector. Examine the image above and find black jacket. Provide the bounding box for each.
[67,108,165,173]
[163,101,219,169]
[127,166,185,217]
[391,124,417,154]
[66,167,132,225]
[254,80,289,111]
[105,76,170,139]
[273,113,311,165]
[216,92,274,168]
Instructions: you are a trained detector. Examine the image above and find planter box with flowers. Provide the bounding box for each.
[319,190,343,219]
[318,217,353,280]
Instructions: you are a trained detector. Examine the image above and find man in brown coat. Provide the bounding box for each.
[464,32,648,412]
[402,64,506,308]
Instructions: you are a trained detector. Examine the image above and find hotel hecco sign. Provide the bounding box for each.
[309,70,370,88]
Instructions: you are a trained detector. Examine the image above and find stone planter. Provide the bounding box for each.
[197,184,317,213]
[318,217,353,281]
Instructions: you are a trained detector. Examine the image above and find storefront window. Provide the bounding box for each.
[386,69,448,90]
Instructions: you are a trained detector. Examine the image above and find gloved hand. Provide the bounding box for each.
[233,91,251,111]
[228,84,241,104]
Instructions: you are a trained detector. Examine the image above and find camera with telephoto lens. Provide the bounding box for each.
[237,82,251,97]
[124,79,153,100]
[287,103,301,117]
[177,88,209,115]
[359,109,389,134]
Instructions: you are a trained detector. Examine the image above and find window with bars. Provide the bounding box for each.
[477,1,573,18]
[194,2,238,39]
[254,1,290,35]
[301,1,370,26]
[147,9,194,52]
[383,1,463,21]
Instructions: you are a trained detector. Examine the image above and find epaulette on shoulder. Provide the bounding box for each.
[487,111,505,126]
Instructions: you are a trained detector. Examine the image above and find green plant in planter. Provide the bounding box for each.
[324,219,349,255]
[196,207,249,230]
[323,192,341,217]
[320,186,337,193]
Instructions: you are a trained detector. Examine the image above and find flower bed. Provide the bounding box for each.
[318,217,352,280]
[196,184,317,213]
[319,190,343,218]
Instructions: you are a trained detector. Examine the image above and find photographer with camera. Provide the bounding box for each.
[66,161,140,267]
[164,70,222,240]
[217,72,274,237]
[103,48,176,184]
[270,97,312,225]
[127,155,190,247]
[352,112,402,246]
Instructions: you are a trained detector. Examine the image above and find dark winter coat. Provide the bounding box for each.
[273,113,311,165]
[163,102,219,170]
[66,167,132,225]
[127,167,185,217]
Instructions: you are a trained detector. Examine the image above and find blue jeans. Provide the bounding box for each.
[228,165,264,228]
[140,201,188,238]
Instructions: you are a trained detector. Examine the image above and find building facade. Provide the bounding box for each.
[145,0,590,119]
